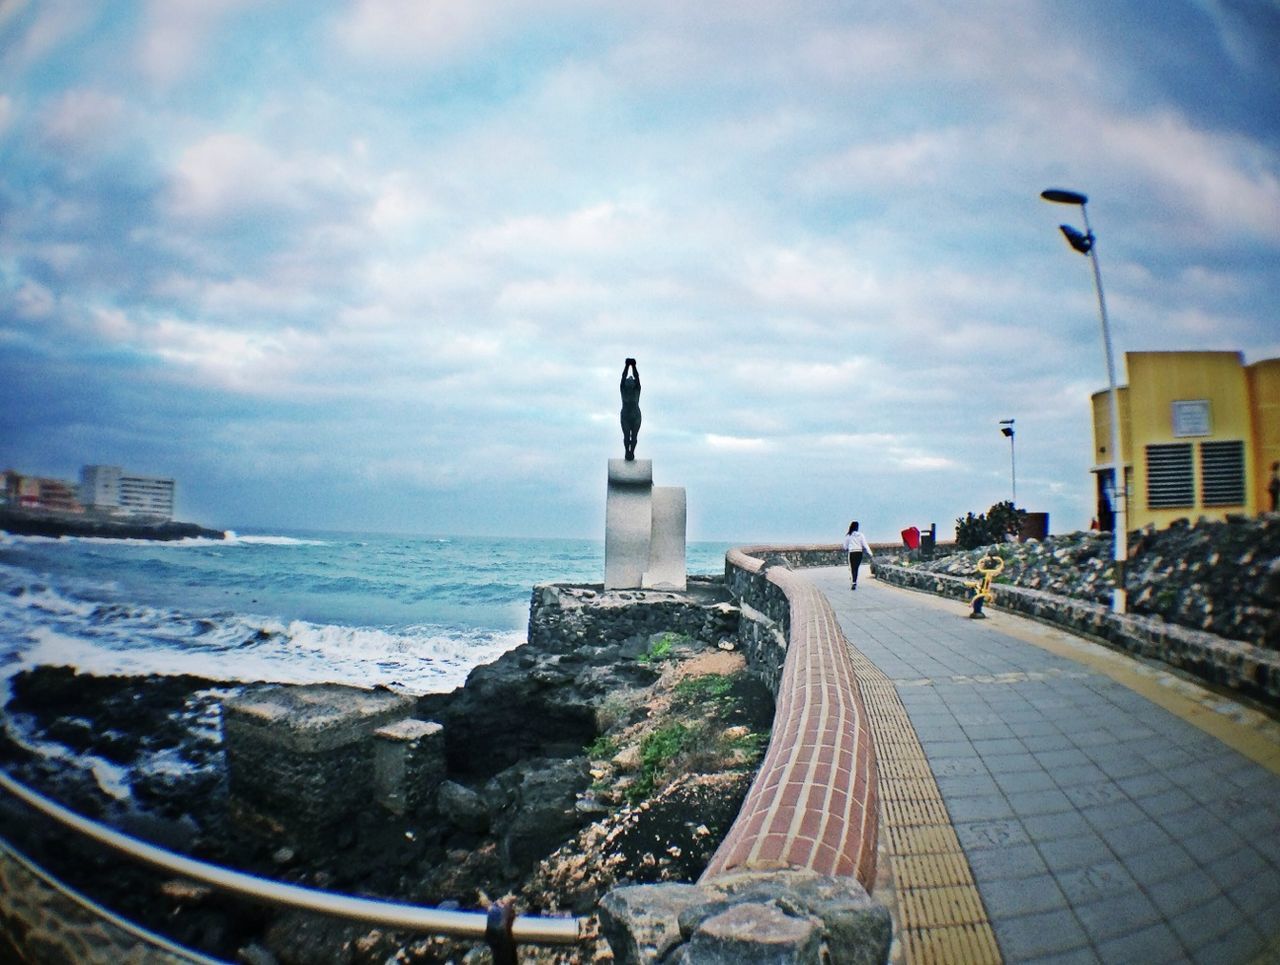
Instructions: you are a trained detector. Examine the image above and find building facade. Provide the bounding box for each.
[1091,351,1280,531]
[80,465,176,520]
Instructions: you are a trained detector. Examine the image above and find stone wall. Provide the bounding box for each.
[873,561,1280,707]
[600,547,891,964]
[0,841,195,965]
[527,578,740,652]
[883,517,1280,650]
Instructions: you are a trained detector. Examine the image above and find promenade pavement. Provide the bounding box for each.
[808,566,1280,964]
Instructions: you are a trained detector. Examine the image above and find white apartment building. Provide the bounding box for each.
[80,465,176,520]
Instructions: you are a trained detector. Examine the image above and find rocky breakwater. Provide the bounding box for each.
[0,578,775,964]
[0,507,225,541]
[876,517,1280,704]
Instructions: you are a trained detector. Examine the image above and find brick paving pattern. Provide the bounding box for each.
[811,567,1280,965]
[702,562,878,888]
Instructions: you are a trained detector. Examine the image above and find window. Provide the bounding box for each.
[1146,444,1194,508]
[1200,440,1245,507]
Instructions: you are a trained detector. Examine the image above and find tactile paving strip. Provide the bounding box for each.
[845,647,1002,964]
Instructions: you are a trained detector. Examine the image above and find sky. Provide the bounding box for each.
[2,0,1278,543]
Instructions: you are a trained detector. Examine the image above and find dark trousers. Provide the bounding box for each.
[848,551,864,586]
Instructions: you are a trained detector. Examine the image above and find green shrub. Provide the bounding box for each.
[956,500,1026,550]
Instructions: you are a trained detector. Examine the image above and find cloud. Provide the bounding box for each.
[165,132,359,224]
[40,88,126,150]
[135,0,257,87]
[705,434,770,452]
[331,0,507,64]
[1094,109,1280,241]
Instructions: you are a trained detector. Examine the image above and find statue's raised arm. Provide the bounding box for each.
[620,358,641,460]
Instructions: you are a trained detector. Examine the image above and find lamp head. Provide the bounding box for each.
[1058,223,1094,254]
[1041,188,1088,205]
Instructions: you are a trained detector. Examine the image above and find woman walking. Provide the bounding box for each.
[843,521,873,590]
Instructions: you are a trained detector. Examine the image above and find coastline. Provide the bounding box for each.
[0,507,225,542]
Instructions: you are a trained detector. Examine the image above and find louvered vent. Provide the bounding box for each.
[1146,444,1193,508]
[1200,440,1245,507]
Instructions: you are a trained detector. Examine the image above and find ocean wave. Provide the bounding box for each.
[3,595,523,697]
[224,533,329,547]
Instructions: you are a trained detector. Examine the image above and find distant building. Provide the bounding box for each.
[1091,351,1280,530]
[2,470,83,513]
[80,465,176,520]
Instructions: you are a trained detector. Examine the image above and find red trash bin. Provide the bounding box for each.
[901,526,921,549]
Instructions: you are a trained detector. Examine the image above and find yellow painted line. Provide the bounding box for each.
[843,629,1002,965]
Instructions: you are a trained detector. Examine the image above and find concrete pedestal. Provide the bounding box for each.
[605,459,687,591]
[605,459,654,590]
[644,486,687,590]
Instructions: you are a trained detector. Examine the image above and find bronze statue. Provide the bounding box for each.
[620,358,641,460]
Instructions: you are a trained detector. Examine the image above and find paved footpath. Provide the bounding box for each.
[807,566,1280,964]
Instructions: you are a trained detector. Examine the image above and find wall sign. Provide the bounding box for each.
[1171,400,1211,438]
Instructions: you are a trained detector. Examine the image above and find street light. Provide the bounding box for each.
[1040,187,1128,613]
[999,419,1016,505]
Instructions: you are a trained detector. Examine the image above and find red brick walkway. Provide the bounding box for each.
[701,551,878,888]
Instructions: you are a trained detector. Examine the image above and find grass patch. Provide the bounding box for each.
[627,722,697,802]
[638,634,676,664]
[585,734,619,759]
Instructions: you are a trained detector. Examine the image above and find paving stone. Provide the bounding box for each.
[971,736,1024,756]
[1005,788,1075,817]
[993,908,1091,961]
[1038,748,1093,770]
[1146,868,1220,918]
[1094,920,1187,964]
[935,773,1002,797]
[1052,762,1110,788]
[1114,771,1176,800]
[993,765,1056,790]
[1021,810,1093,843]
[1079,799,1148,832]
[1139,787,1198,818]
[984,752,1045,776]
[1095,824,1179,864]
[1072,890,1162,943]
[1055,860,1140,905]
[920,739,975,759]
[1204,846,1271,892]
[1022,732,1077,752]
[965,842,1049,882]
[1188,922,1270,965]
[1170,894,1244,952]
[955,818,1031,852]
[1036,833,1117,872]
[1180,822,1247,865]
[976,873,1068,919]
[946,793,1015,822]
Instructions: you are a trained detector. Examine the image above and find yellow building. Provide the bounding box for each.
[1091,351,1280,531]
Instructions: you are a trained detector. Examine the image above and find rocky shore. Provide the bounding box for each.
[0,507,225,541]
[0,579,771,963]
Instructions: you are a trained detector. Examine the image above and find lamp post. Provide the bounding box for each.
[1040,188,1127,613]
[999,419,1016,505]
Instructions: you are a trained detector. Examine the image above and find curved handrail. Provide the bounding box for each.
[0,768,583,946]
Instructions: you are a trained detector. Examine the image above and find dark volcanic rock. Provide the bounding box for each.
[0,507,225,541]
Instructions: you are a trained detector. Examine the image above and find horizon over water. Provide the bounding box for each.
[0,528,735,699]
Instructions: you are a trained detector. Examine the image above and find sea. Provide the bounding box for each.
[0,530,735,700]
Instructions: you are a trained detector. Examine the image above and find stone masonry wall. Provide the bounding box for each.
[873,561,1280,708]
[527,578,740,652]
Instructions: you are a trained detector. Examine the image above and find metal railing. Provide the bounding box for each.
[0,769,584,960]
